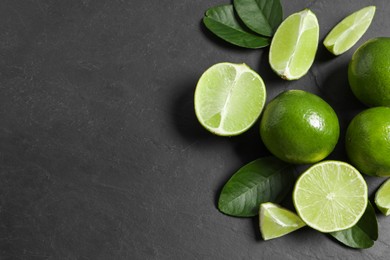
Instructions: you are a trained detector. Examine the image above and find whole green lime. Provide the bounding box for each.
[348,37,390,107]
[260,90,340,164]
[345,107,390,176]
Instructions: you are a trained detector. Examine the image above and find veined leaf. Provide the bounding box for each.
[218,157,295,217]
[203,4,270,49]
[330,201,378,249]
[234,0,283,37]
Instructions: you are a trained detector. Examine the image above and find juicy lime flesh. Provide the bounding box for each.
[293,161,368,233]
[346,107,390,176]
[194,63,266,136]
[269,9,319,80]
[260,90,340,164]
[348,37,390,107]
[375,179,390,216]
[324,6,375,55]
[260,203,305,240]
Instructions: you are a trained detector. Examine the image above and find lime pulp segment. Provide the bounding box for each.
[194,62,266,136]
[269,9,319,80]
[375,178,390,216]
[324,6,376,55]
[260,202,306,240]
[293,161,368,233]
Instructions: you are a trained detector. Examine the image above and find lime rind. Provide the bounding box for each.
[375,178,390,216]
[194,62,266,136]
[293,161,368,233]
[269,9,319,80]
[260,202,306,240]
[324,6,376,55]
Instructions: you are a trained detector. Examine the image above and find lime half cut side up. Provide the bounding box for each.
[375,178,390,216]
[260,202,306,240]
[269,9,319,80]
[293,161,368,233]
[324,6,376,55]
[194,62,266,136]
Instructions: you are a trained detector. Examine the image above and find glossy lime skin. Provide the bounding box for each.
[346,107,390,176]
[260,90,340,164]
[348,37,390,107]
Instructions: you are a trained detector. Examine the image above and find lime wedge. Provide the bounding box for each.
[194,62,266,136]
[375,178,390,216]
[324,6,376,55]
[293,161,368,233]
[269,9,319,80]
[259,202,306,240]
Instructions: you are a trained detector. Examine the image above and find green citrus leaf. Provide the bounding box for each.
[203,4,270,49]
[218,157,295,217]
[329,201,378,249]
[234,0,283,37]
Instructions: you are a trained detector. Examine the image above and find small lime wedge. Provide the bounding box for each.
[194,62,266,136]
[260,202,306,240]
[269,9,319,80]
[293,161,368,233]
[324,6,376,55]
[375,178,390,216]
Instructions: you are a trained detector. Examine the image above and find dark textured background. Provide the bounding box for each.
[1,0,390,259]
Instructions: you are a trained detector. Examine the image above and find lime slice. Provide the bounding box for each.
[269,9,319,80]
[259,202,306,240]
[194,62,266,136]
[324,6,376,55]
[293,161,368,233]
[375,178,390,216]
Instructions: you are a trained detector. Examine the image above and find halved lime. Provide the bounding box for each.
[324,6,376,55]
[259,202,306,240]
[194,62,266,136]
[375,178,390,216]
[293,161,368,233]
[269,9,319,80]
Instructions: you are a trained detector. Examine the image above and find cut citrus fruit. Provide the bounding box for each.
[324,6,376,55]
[269,9,319,80]
[259,202,305,240]
[375,178,390,216]
[194,62,266,136]
[293,161,368,233]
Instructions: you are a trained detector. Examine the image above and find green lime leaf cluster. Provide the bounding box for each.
[203,0,283,48]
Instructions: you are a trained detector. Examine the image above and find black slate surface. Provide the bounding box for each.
[1,0,390,259]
